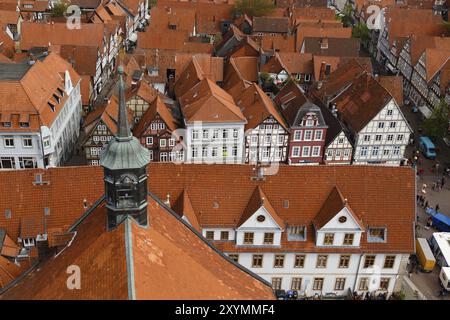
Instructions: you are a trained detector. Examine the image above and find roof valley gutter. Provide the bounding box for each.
[125,217,136,300]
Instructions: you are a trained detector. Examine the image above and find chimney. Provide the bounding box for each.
[165,194,171,206]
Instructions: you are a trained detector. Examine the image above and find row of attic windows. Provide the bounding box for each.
[47,88,65,112]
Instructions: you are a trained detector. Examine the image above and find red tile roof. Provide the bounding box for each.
[236,83,288,131]
[0,199,275,299]
[313,186,364,230]
[0,163,415,259]
[133,95,180,137]
[20,22,106,51]
[238,186,285,228]
[179,78,247,124]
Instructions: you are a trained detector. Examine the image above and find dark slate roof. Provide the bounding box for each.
[293,101,327,128]
[318,103,352,147]
[252,17,289,33]
[303,37,360,57]
[0,63,31,81]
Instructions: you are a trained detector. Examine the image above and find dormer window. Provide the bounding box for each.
[53,94,60,104]
[368,227,387,242]
[48,102,55,112]
[343,233,354,245]
[2,122,11,127]
[19,122,29,128]
[243,232,254,244]
[287,225,306,241]
[323,233,334,245]
[168,23,177,30]
[57,88,65,97]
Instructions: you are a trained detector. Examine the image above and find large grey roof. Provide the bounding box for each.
[0,63,31,80]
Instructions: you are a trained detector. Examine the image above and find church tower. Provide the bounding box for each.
[100,66,151,230]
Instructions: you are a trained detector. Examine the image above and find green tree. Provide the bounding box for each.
[51,1,69,17]
[337,2,354,27]
[233,0,275,17]
[422,98,450,139]
[352,22,370,44]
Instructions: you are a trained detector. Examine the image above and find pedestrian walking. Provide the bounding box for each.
[425,201,429,209]
[426,216,433,230]
[436,204,440,213]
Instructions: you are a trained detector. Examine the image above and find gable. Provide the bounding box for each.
[238,206,283,230]
[360,98,412,134]
[320,207,363,231]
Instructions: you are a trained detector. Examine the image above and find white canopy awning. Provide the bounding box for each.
[418,105,432,118]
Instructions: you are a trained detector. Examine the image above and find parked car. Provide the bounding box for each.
[419,136,437,159]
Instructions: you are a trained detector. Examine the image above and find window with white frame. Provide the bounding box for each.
[149,150,153,160]
[158,123,165,130]
[233,129,238,139]
[146,137,153,145]
[191,147,198,158]
[372,146,379,156]
[278,135,284,144]
[168,138,175,147]
[364,134,370,142]
[150,123,157,130]
[192,130,199,140]
[397,134,404,141]
[344,149,350,157]
[302,146,310,157]
[251,135,258,144]
[232,145,238,157]
[312,146,320,157]
[213,130,219,140]
[294,130,301,141]
[0,157,15,169]
[387,134,394,141]
[393,146,400,155]
[314,130,323,140]
[222,129,228,139]
[160,139,166,147]
[4,136,14,148]
[389,122,396,128]
[292,146,300,157]
[262,147,270,158]
[22,136,33,148]
[202,130,209,139]
[202,146,208,157]
[378,122,385,129]
[212,147,218,157]
[368,227,386,242]
[360,146,368,156]
[160,152,168,162]
[287,226,306,241]
[304,130,312,140]
[375,134,382,141]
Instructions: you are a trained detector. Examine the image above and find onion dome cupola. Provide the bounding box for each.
[100,66,151,230]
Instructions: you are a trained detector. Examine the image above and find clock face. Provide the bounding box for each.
[338,216,347,223]
[257,215,266,222]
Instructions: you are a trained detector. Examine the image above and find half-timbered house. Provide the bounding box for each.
[133,95,182,162]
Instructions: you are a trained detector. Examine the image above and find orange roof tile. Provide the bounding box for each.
[0,163,415,259]
[236,83,288,131]
[20,22,106,51]
[313,186,364,230]
[179,78,246,123]
[238,186,285,228]
[174,54,224,98]
[133,95,180,137]
[1,199,274,299]
[172,189,201,232]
